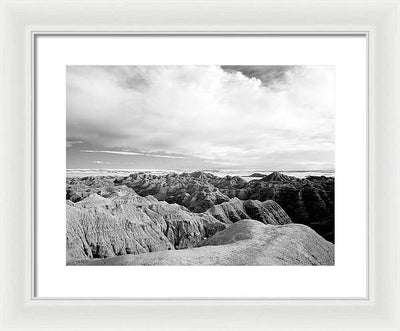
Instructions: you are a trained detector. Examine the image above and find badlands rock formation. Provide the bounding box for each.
[70,171,334,242]
[238,172,335,242]
[69,220,334,266]
[206,197,291,225]
[66,189,226,262]
[115,172,232,212]
[66,171,335,265]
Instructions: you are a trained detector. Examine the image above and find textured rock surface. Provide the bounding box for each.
[94,171,334,242]
[114,172,232,213]
[207,197,292,225]
[242,172,335,242]
[69,220,334,266]
[66,172,334,260]
[66,190,226,262]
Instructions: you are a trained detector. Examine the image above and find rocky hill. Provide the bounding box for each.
[237,172,335,242]
[66,170,335,264]
[69,220,334,266]
[114,172,232,212]
[67,171,334,242]
[66,185,294,263]
[206,197,291,225]
[66,189,226,262]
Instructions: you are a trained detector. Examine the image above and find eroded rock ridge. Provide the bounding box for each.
[66,171,335,265]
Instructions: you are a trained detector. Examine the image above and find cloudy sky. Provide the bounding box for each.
[67,65,334,170]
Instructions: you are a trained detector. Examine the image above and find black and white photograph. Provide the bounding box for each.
[66,65,335,266]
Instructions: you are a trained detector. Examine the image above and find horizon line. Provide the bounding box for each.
[66,168,335,172]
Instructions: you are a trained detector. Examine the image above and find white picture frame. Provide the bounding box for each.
[0,0,399,330]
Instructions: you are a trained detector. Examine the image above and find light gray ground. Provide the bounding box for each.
[69,220,334,266]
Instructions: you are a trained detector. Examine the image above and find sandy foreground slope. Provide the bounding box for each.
[69,220,334,266]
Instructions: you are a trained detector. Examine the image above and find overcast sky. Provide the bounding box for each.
[67,65,334,170]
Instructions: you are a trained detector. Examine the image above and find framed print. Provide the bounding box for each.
[1,0,399,330]
[35,35,365,299]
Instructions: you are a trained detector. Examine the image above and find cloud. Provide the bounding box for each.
[67,65,334,169]
[91,160,110,164]
[81,149,191,159]
[221,65,295,89]
[66,140,83,148]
